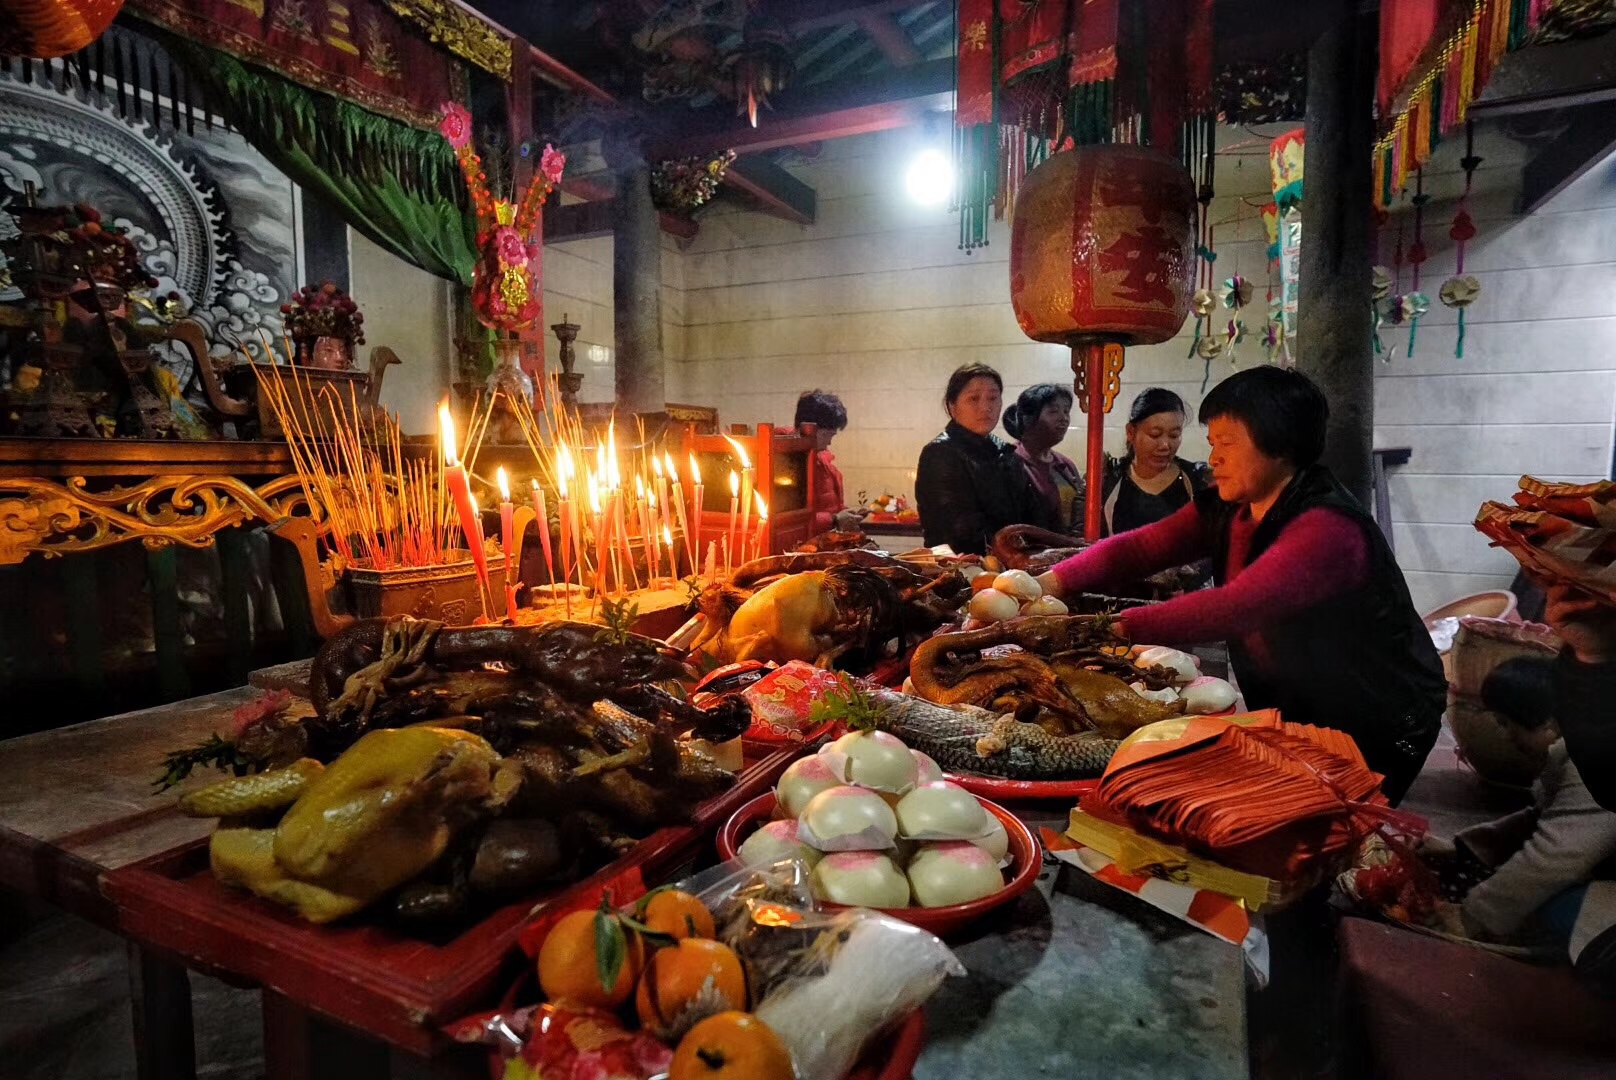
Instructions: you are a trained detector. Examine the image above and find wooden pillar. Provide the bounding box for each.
[612,160,665,414]
[1297,9,1378,508]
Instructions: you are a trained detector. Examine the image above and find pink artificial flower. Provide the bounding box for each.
[494,226,527,268]
[540,144,565,186]
[439,102,473,150]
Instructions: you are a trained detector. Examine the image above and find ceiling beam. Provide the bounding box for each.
[725,157,817,225]
[782,1,931,34]
[1520,100,1616,214]
[855,13,922,66]
[652,56,953,157]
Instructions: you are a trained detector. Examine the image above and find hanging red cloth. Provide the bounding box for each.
[1378,0,1452,116]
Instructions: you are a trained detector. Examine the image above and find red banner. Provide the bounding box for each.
[956,0,995,126]
[128,0,465,128]
[1378,0,1451,116]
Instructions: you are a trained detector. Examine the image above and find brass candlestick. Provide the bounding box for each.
[552,313,582,412]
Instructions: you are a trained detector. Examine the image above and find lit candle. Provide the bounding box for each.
[635,475,653,582]
[530,478,555,598]
[497,467,515,583]
[588,472,605,598]
[651,456,670,571]
[688,453,704,580]
[752,491,769,562]
[647,486,662,581]
[726,436,754,572]
[662,524,675,585]
[725,470,739,575]
[665,452,690,579]
[555,455,573,618]
[438,402,490,621]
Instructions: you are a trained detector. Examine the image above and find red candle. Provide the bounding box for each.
[726,436,755,573]
[725,470,739,575]
[530,478,555,593]
[497,467,515,580]
[557,444,575,617]
[751,492,769,562]
[439,403,490,621]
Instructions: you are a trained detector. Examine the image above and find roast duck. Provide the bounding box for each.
[177,617,750,925]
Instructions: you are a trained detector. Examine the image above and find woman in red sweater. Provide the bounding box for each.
[796,390,866,534]
[1038,367,1446,804]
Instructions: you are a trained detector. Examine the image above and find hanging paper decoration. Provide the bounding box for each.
[1220,273,1251,365]
[1374,0,1553,207]
[1262,294,1290,367]
[1260,201,1281,266]
[1406,168,1430,357]
[1441,122,1484,357]
[953,0,1216,251]
[439,102,563,331]
[1269,128,1305,211]
[1371,265,1395,358]
[0,0,123,59]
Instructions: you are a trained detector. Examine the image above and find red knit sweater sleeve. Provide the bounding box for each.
[1119,508,1370,647]
[1049,500,1209,594]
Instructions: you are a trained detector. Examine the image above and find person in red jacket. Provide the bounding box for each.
[796,389,866,534]
[1038,366,1446,804]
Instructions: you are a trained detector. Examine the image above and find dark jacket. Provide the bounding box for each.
[1101,455,1213,536]
[1197,465,1448,803]
[1558,651,1616,813]
[916,421,1048,554]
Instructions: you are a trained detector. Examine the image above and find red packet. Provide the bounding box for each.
[741,660,845,742]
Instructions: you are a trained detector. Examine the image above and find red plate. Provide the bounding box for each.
[943,773,1101,801]
[717,792,1041,938]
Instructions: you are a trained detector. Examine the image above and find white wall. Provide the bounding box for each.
[347,228,452,434]
[1374,141,1616,612]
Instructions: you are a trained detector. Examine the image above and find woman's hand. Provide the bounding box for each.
[1544,583,1616,664]
[1035,569,1063,598]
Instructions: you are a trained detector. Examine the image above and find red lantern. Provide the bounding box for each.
[0,0,124,60]
[1008,145,1197,540]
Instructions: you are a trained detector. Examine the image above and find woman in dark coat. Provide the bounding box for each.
[1101,387,1213,536]
[1039,366,1446,804]
[915,363,1047,554]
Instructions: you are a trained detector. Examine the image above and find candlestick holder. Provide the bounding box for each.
[552,314,582,412]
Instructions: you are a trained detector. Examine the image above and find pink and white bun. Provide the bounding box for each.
[967,814,1010,863]
[823,729,919,793]
[1181,675,1238,714]
[894,781,988,840]
[911,749,944,785]
[906,841,1006,907]
[991,569,1042,602]
[1020,594,1068,616]
[811,851,912,908]
[776,756,840,818]
[798,785,899,851]
[738,819,823,869]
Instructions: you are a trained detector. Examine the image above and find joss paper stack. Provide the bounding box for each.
[1082,712,1388,882]
[1475,476,1616,606]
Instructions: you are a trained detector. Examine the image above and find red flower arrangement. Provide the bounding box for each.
[280,281,365,345]
[438,102,565,331]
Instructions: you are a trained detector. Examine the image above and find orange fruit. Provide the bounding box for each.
[971,574,999,594]
[669,1011,794,1080]
[635,938,747,1038]
[537,908,644,1009]
[641,889,716,943]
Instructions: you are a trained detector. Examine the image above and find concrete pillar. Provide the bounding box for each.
[1297,10,1377,508]
[612,162,665,413]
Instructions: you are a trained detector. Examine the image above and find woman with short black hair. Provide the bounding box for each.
[795,390,864,533]
[1004,384,1083,534]
[1039,366,1446,803]
[915,363,1047,554]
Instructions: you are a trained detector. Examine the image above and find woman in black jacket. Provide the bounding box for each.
[915,364,1047,554]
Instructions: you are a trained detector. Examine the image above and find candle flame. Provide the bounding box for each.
[755,491,768,521]
[648,490,657,510]
[558,441,574,478]
[557,469,568,498]
[470,494,479,515]
[652,456,663,479]
[665,451,678,480]
[437,402,458,466]
[635,474,645,499]
[723,434,752,470]
[729,471,739,497]
[663,524,673,546]
[596,442,607,483]
[587,472,601,515]
[689,453,702,486]
[497,466,511,501]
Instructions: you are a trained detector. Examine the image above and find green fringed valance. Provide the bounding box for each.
[166,37,478,286]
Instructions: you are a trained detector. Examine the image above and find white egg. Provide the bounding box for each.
[799,785,899,851]
[906,841,1006,907]
[968,588,1021,623]
[1020,595,1069,617]
[776,756,841,818]
[992,569,1042,602]
[812,851,912,908]
[968,814,1010,862]
[959,564,986,583]
[911,749,944,785]
[826,729,919,793]
[1181,676,1238,715]
[1134,645,1200,685]
[738,819,823,869]
[895,781,988,840]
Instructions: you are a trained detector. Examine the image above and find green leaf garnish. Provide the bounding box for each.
[595,900,627,992]
[153,734,249,792]
[594,596,641,647]
[809,672,884,732]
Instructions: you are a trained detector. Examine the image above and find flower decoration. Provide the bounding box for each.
[280,281,365,345]
[1195,335,1224,361]
[1192,288,1216,318]
[1371,265,1393,301]
[1379,292,1428,327]
[1439,275,1480,308]
[436,100,565,330]
[650,150,737,216]
[1222,275,1253,309]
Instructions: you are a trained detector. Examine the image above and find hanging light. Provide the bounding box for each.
[730,10,793,128]
[906,148,954,206]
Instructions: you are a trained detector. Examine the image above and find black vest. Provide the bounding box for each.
[1197,466,1447,793]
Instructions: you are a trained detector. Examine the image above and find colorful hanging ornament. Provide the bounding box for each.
[438,103,564,331]
[1405,168,1430,357]
[1440,122,1483,358]
[1222,274,1253,310]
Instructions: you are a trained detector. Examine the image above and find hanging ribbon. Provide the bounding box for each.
[1440,120,1483,358]
[1407,168,1429,357]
